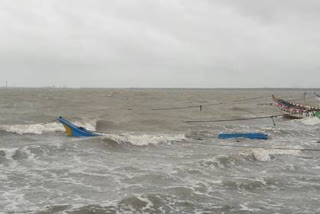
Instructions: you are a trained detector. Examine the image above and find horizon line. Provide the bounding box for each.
[0,86,319,90]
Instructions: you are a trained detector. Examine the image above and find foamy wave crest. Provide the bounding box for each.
[0,123,65,135]
[198,153,257,169]
[252,148,301,161]
[102,133,186,146]
[301,117,320,125]
[0,119,97,135]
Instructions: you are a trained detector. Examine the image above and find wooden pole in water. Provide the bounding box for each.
[6,81,7,88]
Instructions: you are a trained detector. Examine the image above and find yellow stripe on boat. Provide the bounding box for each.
[63,124,72,136]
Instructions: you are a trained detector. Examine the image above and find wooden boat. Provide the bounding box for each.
[272,95,320,119]
[218,133,268,140]
[57,116,100,137]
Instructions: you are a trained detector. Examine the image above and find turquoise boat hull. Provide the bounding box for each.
[57,116,99,137]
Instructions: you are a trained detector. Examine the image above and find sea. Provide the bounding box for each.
[0,88,319,214]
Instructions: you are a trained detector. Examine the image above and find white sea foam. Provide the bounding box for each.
[1,148,19,160]
[103,133,186,146]
[136,194,154,210]
[239,203,260,212]
[252,148,301,161]
[0,123,64,135]
[0,120,96,135]
[301,117,320,125]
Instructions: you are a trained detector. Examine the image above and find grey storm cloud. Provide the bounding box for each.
[0,0,319,88]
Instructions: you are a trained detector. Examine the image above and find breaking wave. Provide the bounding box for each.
[300,117,320,125]
[0,123,64,135]
[252,148,301,161]
[222,177,277,192]
[199,147,302,169]
[198,153,257,169]
[0,121,185,147]
[0,120,96,135]
[102,133,186,146]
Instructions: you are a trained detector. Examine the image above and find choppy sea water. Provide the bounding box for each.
[0,88,320,214]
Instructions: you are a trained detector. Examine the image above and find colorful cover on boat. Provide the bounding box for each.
[272,95,320,119]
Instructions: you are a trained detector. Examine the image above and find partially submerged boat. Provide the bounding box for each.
[218,133,268,140]
[57,116,100,137]
[272,95,320,119]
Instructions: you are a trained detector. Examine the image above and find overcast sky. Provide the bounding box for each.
[0,0,319,88]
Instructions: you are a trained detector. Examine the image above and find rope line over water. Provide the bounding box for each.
[152,92,318,111]
[152,95,268,111]
[152,105,203,111]
[185,114,283,123]
[41,118,58,125]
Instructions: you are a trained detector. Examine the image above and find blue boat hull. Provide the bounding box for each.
[57,116,99,137]
[218,133,268,140]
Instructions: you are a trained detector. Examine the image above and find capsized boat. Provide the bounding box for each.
[57,116,100,137]
[218,132,268,140]
[272,95,320,119]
